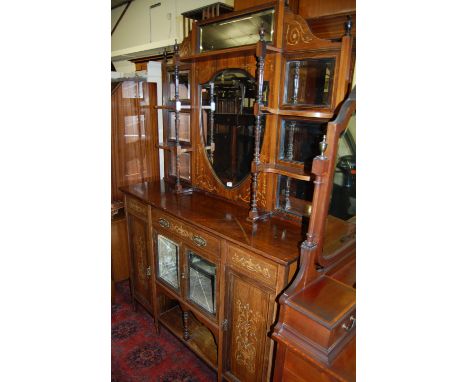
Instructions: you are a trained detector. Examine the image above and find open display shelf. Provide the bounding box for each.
[159,305,218,369]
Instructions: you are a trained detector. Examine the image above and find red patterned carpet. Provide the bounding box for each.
[112,281,216,382]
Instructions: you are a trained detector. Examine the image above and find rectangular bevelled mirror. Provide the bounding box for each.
[157,235,180,290]
[284,58,335,106]
[168,71,190,101]
[187,251,216,315]
[279,119,327,164]
[199,9,274,52]
[168,112,190,143]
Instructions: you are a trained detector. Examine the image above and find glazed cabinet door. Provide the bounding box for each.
[224,268,276,382]
[127,213,152,312]
[154,233,182,293]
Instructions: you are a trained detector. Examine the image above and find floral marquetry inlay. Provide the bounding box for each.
[194,144,218,193]
[286,20,314,46]
[232,253,272,279]
[234,300,263,374]
[133,228,148,289]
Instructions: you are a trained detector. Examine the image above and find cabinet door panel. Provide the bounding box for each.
[155,234,181,292]
[128,214,152,310]
[225,269,274,382]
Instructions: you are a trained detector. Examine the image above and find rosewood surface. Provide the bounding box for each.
[120,181,355,266]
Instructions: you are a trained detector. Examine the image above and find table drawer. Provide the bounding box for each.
[152,209,220,257]
[227,244,277,288]
[126,196,148,220]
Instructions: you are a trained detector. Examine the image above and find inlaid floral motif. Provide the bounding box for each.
[232,253,272,279]
[286,20,314,46]
[234,300,262,374]
[133,227,148,289]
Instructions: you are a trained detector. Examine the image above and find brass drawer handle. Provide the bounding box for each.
[158,218,170,228]
[192,235,207,247]
[342,315,356,332]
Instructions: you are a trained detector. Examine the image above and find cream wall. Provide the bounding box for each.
[112,0,234,58]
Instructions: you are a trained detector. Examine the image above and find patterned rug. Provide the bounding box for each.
[112,281,216,382]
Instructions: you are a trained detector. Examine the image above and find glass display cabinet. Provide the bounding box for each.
[152,224,220,370]
[154,232,218,318]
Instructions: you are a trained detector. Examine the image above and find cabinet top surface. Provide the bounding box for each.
[121,181,355,265]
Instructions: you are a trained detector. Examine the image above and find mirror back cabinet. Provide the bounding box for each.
[160,4,354,222]
[123,1,356,381]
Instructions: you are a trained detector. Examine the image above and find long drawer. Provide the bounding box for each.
[151,208,220,257]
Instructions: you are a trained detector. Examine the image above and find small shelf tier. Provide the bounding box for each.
[258,163,311,181]
[159,305,218,369]
[260,106,333,119]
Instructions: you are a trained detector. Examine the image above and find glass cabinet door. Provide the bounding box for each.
[187,251,216,315]
[156,235,180,291]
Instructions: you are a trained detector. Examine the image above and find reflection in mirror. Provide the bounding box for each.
[277,176,314,217]
[279,120,327,165]
[200,69,268,187]
[188,252,216,315]
[200,9,275,52]
[329,113,356,220]
[157,235,179,290]
[284,58,335,106]
[276,116,355,219]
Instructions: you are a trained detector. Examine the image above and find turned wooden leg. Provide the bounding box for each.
[182,310,190,341]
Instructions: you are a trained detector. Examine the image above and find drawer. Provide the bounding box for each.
[152,209,220,257]
[227,244,277,288]
[126,196,148,220]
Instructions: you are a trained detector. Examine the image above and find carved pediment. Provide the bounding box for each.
[283,10,341,52]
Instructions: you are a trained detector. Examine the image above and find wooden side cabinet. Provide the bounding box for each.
[111,214,130,282]
[121,183,300,381]
[125,196,153,313]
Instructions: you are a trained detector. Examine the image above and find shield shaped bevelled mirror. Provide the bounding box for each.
[200,69,268,188]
